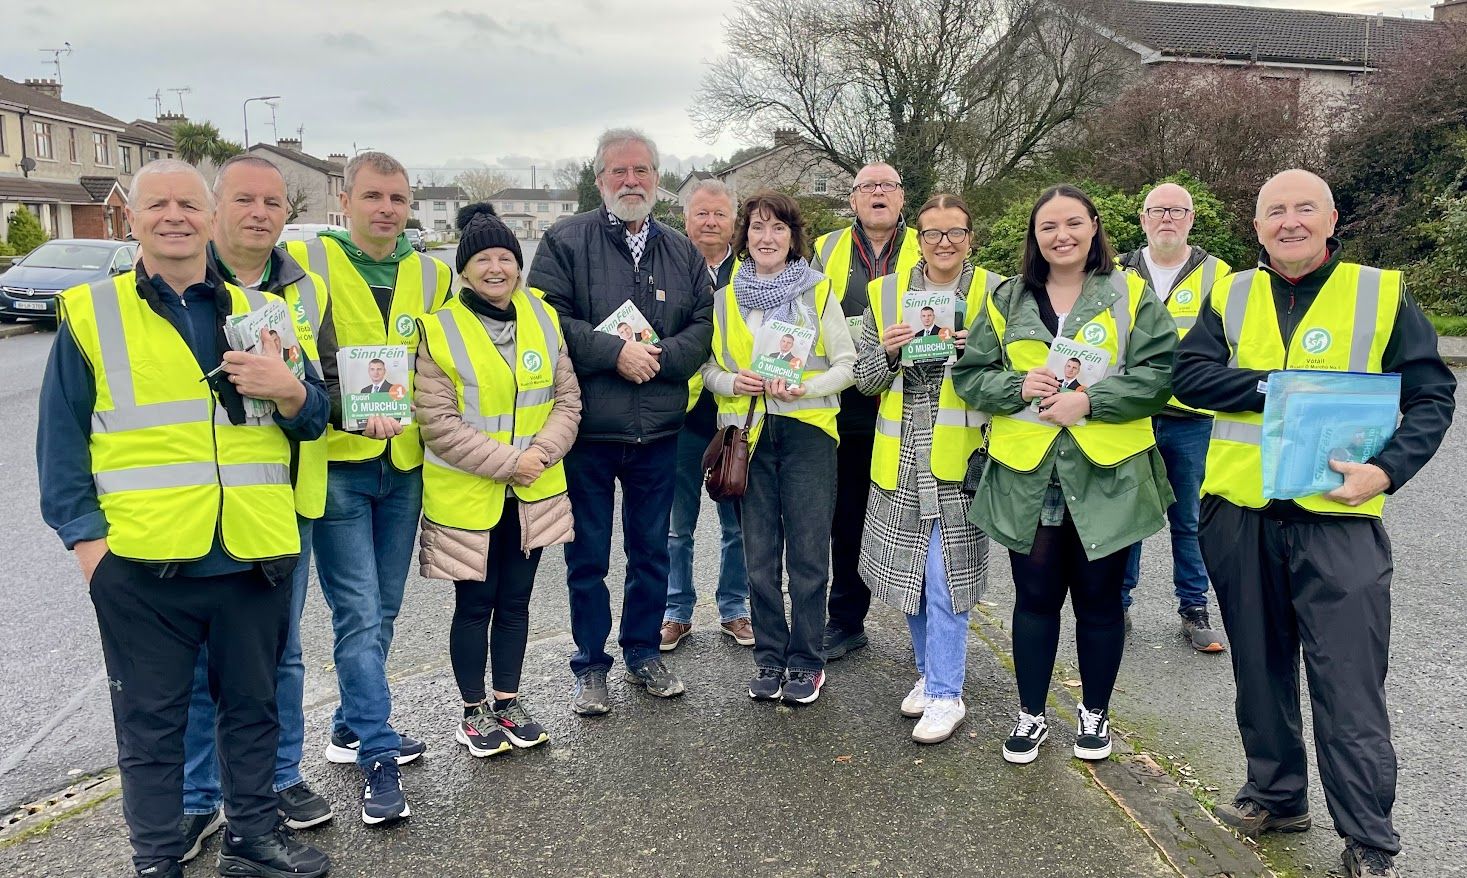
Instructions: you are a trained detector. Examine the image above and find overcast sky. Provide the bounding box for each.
[0,0,1441,183]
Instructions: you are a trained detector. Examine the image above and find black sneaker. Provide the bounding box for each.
[625,658,687,698]
[822,626,869,662]
[781,669,825,704]
[1002,710,1048,764]
[748,667,784,700]
[217,821,330,878]
[456,706,512,757]
[1180,606,1227,653]
[277,781,333,830]
[1213,797,1313,838]
[360,759,410,826]
[494,698,549,748]
[571,668,611,716]
[136,863,182,878]
[325,728,425,765]
[1073,704,1112,760]
[178,808,224,863]
[1342,839,1398,877]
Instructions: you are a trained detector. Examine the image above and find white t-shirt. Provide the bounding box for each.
[1141,247,1186,301]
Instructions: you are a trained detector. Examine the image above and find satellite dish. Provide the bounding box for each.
[19,157,36,174]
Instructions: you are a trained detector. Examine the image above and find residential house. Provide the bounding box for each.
[411,185,469,233]
[711,130,853,203]
[0,75,133,243]
[117,118,178,184]
[1086,0,1442,100]
[487,187,580,239]
[245,140,347,227]
[676,170,715,204]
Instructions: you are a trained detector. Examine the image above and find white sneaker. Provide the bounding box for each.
[900,676,927,718]
[912,697,966,744]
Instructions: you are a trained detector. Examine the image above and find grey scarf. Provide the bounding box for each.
[733,258,814,325]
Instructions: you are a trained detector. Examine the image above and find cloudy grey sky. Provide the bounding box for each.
[0,0,1441,181]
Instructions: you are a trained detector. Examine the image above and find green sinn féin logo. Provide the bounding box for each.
[521,350,544,373]
[1081,322,1107,345]
[1301,327,1332,355]
[1174,289,1195,306]
[395,314,415,338]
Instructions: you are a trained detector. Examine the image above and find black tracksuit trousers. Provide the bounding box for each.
[1199,496,1399,854]
[89,555,290,871]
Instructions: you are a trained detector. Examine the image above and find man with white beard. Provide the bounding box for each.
[529,128,714,716]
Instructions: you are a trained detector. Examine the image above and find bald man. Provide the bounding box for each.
[1117,182,1231,652]
[1174,169,1456,878]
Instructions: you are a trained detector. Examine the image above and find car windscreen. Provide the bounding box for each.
[20,243,112,270]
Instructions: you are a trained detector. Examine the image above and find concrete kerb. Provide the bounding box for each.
[1438,335,1467,366]
[966,605,1276,878]
[0,323,42,340]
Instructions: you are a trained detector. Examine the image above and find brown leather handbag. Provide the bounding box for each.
[702,399,759,502]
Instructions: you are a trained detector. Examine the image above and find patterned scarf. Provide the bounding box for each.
[733,258,814,325]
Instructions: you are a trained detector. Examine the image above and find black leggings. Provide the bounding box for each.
[449,501,543,703]
[1009,514,1128,714]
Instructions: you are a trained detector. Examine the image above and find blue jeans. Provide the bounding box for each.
[183,519,312,814]
[665,423,748,624]
[563,436,678,677]
[906,521,970,700]
[1122,415,1212,611]
[313,458,422,766]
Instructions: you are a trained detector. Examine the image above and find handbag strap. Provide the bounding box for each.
[742,395,759,429]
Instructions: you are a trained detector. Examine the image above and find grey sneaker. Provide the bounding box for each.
[571,669,611,715]
[1180,606,1227,653]
[1214,797,1312,838]
[1342,839,1398,877]
[625,658,686,698]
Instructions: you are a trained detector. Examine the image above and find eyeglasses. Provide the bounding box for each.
[1143,207,1192,220]
[919,228,971,245]
[852,181,902,195]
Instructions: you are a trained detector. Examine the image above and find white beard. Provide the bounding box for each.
[603,186,653,223]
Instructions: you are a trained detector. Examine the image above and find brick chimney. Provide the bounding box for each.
[327,153,347,166]
[23,78,62,99]
[277,138,302,152]
[772,128,802,147]
[157,112,188,127]
[1435,0,1467,21]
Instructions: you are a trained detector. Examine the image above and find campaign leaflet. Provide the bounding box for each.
[337,345,412,431]
[1261,370,1400,500]
[751,319,816,384]
[594,299,660,344]
[1030,336,1109,426]
[900,289,957,364]
[223,299,307,419]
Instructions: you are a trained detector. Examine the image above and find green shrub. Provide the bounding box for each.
[1408,189,1467,316]
[6,207,48,255]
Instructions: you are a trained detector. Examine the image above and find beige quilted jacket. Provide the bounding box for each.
[416,336,581,581]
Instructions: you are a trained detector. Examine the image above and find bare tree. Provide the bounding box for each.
[693,0,1129,209]
[455,168,519,202]
[285,184,310,223]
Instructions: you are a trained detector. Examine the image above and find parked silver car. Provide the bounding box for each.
[0,239,139,323]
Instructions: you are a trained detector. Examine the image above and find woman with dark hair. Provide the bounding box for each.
[952,184,1177,764]
[700,190,856,704]
[854,193,1003,744]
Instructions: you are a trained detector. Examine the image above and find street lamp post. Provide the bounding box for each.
[242,95,281,148]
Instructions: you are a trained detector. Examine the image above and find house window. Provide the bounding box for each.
[119,145,132,173]
[147,149,160,162]
[411,201,420,210]
[433,200,446,210]
[536,202,549,212]
[34,121,53,159]
[435,219,449,230]
[0,117,7,156]
[813,177,828,195]
[562,202,574,211]
[69,128,79,163]
[93,132,111,165]
[539,220,550,230]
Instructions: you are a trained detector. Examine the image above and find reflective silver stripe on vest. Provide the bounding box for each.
[290,273,324,372]
[240,287,267,310]
[806,354,831,371]
[876,415,901,438]
[437,308,482,416]
[95,461,218,494]
[817,229,845,269]
[1222,270,1257,367]
[518,386,555,408]
[1106,272,1132,377]
[418,255,439,312]
[1173,315,1197,330]
[1200,257,1218,300]
[220,462,290,486]
[90,277,212,432]
[1350,267,1383,372]
[1211,419,1261,445]
[935,408,987,428]
[303,237,330,291]
[716,285,739,368]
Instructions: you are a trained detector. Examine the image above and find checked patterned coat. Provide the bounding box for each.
[853,262,990,616]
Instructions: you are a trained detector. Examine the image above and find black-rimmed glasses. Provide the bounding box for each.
[919,228,971,245]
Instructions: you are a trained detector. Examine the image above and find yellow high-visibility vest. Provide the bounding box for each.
[709,278,842,446]
[868,266,1002,490]
[59,273,301,562]
[813,226,921,302]
[986,272,1157,472]
[1147,254,1231,414]
[686,256,742,414]
[285,236,451,470]
[1201,263,1400,518]
[278,263,329,518]
[419,289,568,531]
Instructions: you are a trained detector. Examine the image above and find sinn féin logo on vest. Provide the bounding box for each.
[1081,322,1107,345]
[395,314,415,338]
[1301,327,1332,355]
[521,350,543,373]
[1173,289,1195,306]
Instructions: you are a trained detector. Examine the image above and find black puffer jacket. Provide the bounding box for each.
[529,208,713,443]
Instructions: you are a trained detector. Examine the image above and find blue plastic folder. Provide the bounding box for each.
[1261,371,1401,500]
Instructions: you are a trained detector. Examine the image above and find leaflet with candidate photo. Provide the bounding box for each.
[1031,336,1109,425]
[594,299,660,344]
[1260,370,1400,499]
[223,299,307,420]
[752,319,816,384]
[337,345,413,431]
[900,290,956,363]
